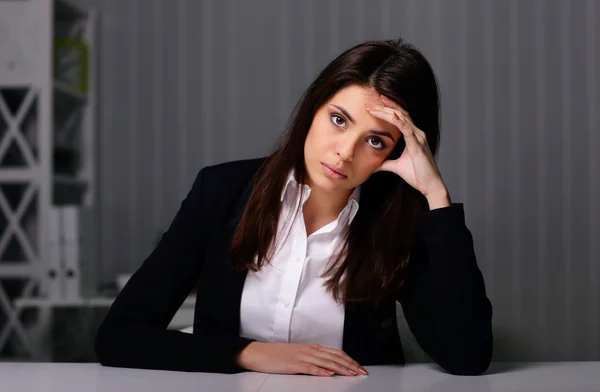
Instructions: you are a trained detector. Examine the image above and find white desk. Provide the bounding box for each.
[1,362,599,391]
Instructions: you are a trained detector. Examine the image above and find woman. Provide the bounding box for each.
[95,38,493,377]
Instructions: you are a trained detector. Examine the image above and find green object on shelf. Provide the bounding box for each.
[53,38,89,94]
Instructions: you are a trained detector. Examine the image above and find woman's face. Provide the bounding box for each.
[303,85,401,195]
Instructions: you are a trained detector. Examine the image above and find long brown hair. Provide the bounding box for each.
[229,38,441,307]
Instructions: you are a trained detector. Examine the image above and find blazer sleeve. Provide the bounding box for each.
[94,167,254,373]
[397,203,493,375]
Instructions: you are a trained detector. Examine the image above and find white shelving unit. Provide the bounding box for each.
[0,0,97,359]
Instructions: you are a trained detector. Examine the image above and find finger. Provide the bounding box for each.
[392,112,422,146]
[413,127,427,145]
[380,95,411,119]
[370,104,420,139]
[297,362,335,377]
[366,107,417,145]
[311,350,362,376]
[379,101,425,144]
[300,351,358,376]
[379,99,426,145]
[316,346,360,367]
[317,347,368,375]
[378,99,420,139]
[314,350,359,372]
[367,104,404,120]
[365,105,403,127]
[365,105,423,153]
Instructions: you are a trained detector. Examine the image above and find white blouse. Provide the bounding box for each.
[239,170,360,349]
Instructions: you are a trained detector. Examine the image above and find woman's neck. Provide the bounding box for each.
[302,187,352,236]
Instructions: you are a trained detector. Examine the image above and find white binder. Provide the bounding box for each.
[46,207,64,299]
[61,206,80,300]
[45,205,98,300]
[61,205,98,300]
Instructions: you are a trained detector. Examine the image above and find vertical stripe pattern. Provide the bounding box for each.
[72,0,599,361]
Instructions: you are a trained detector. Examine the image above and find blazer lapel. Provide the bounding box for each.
[210,177,255,337]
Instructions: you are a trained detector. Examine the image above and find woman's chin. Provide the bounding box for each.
[315,176,352,194]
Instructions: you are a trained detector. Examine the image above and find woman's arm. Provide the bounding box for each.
[95,167,254,373]
[397,203,493,375]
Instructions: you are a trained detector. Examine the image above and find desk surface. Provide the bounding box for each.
[1,362,599,392]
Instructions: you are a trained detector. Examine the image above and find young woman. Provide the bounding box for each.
[95,38,493,377]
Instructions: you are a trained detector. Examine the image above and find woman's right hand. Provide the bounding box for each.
[235,342,369,377]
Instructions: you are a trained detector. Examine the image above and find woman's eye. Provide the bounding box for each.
[368,137,385,150]
[331,114,346,127]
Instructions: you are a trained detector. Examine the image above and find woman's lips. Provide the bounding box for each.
[322,163,347,179]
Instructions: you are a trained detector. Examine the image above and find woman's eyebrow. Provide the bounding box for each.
[331,104,356,124]
[331,104,396,142]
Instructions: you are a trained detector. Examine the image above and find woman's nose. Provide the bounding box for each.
[336,137,356,161]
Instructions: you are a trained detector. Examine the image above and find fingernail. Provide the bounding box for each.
[348,369,357,375]
[365,103,375,110]
[358,367,369,375]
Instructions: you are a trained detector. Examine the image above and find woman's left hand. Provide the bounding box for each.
[365,95,451,209]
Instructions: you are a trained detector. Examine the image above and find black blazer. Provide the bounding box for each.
[95,158,493,375]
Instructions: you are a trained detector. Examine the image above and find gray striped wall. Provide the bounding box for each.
[73,0,599,362]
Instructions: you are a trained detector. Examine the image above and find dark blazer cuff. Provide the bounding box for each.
[220,337,256,374]
[418,203,467,243]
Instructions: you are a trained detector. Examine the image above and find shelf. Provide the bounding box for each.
[15,296,196,308]
[0,168,36,182]
[55,0,87,20]
[14,296,196,331]
[0,263,34,278]
[54,82,87,104]
[0,0,97,359]
[0,172,87,191]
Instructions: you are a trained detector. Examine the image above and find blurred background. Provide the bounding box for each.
[0,0,598,364]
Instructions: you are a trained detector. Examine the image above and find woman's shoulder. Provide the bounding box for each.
[202,157,266,177]
[196,157,267,195]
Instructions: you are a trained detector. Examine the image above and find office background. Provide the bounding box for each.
[66,0,599,362]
